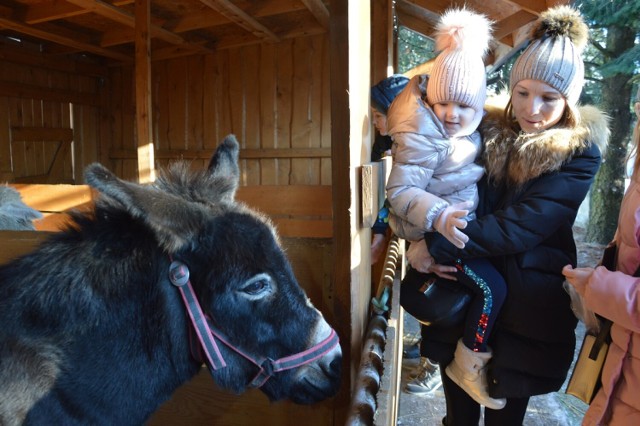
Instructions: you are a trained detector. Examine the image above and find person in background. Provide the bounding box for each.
[562,85,640,426]
[370,74,410,265]
[370,74,425,362]
[386,8,506,408]
[404,6,610,424]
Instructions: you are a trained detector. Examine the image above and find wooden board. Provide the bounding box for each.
[0,230,53,265]
[10,183,332,237]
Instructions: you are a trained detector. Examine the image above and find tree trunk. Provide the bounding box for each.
[585,25,636,244]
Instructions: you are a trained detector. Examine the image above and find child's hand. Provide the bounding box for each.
[562,264,594,295]
[371,233,387,264]
[434,201,472,249]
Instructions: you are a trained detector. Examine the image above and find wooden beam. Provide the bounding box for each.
[134,0,154,184]
[0,15,131,61]
[22,0,134,24]
[0,43,108,77]
[236,185,332,217]
[371,0,395,85]
[504,0,550,15]
[395,10,435,40]
[11,127,74,142]
[0,231,54,265]
[25,0,212,56]
[197,0,279,43]
[403,0,451,17]
[10,184,94,212]
[493,9,538,41]
[0,81,101,106]
[150,42,215,61]
[167,1,308,34]
[100,28,214,56]
[108,147,332,160]
[64,0,184,45]
[300,0,329,29]
[395,1,438,39]
[22,1,92,24]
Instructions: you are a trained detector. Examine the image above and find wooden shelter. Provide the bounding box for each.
[0,1,569,424]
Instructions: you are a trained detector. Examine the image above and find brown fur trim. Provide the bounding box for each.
[480,104,610,187]
[532,6,589,52]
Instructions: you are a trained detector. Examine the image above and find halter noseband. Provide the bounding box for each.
[168,260,339,388]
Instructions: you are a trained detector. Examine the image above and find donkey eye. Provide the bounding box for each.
[244,279,269,295]
[241,273,273,297]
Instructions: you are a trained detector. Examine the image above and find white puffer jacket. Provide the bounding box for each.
[385,75,484,241]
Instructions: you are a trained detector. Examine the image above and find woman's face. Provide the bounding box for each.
[512,79,567,133]
[372,108,388,135]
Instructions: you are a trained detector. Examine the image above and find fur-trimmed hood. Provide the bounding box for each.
[480,99,610,186]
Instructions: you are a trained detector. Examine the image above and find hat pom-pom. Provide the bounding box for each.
[532,5,589,52]
[433,8,493,57]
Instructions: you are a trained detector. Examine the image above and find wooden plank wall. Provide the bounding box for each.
[107,34,332,187]
[0,40,106,184]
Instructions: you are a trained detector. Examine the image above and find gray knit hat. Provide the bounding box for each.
[510,6,589,106]
[426,8,493,113]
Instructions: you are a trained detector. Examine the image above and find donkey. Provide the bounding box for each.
[0,135,342,425]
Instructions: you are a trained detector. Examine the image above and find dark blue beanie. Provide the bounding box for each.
[371,74,410,114]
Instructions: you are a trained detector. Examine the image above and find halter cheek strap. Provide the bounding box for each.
[169,260,340,388]
[169,261,226,369]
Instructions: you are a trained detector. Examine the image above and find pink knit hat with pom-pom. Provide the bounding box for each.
[426,8,493,113]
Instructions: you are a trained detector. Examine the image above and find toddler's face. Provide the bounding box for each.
[372,108,389,135]
[432,102,477,137]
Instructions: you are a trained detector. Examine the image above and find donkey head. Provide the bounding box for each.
[84,135,342,404]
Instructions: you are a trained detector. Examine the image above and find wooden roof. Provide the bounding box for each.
[0,0,330,62]
[0,0,568,66]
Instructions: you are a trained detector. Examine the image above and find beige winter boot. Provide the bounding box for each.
[445,339,506,410]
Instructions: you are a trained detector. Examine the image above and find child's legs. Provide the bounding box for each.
[455,258,506,352]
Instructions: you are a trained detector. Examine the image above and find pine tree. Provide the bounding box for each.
[580,0,640,243]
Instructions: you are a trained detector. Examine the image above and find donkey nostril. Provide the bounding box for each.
[323,356,342,379]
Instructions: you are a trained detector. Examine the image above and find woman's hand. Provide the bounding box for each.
[406,240,433,273]
[562,264,594,295]
[406,240,457,278]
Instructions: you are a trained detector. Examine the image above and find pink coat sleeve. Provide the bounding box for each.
[585,266,640,332]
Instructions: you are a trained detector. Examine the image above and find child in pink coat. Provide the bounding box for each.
[563,87,640,425]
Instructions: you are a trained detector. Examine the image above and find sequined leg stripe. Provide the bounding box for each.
[456,260,493,352]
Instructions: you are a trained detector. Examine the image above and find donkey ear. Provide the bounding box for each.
[207,134,239,202]
[85,163,208,253]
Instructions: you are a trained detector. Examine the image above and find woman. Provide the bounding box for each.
[401,6,610,424]
[563,87,640,425]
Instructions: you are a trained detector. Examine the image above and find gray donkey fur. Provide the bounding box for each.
[0,185,42,230]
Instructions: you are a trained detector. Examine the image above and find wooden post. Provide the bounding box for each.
[371,0,395,85]
[330,0,373,422]
[134,0,155,183]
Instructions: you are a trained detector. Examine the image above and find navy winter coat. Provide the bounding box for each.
[421,104,610,398]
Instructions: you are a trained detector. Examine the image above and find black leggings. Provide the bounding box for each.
[441,371,529,425]
[456,258,506,352]
[403,258,506,352]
